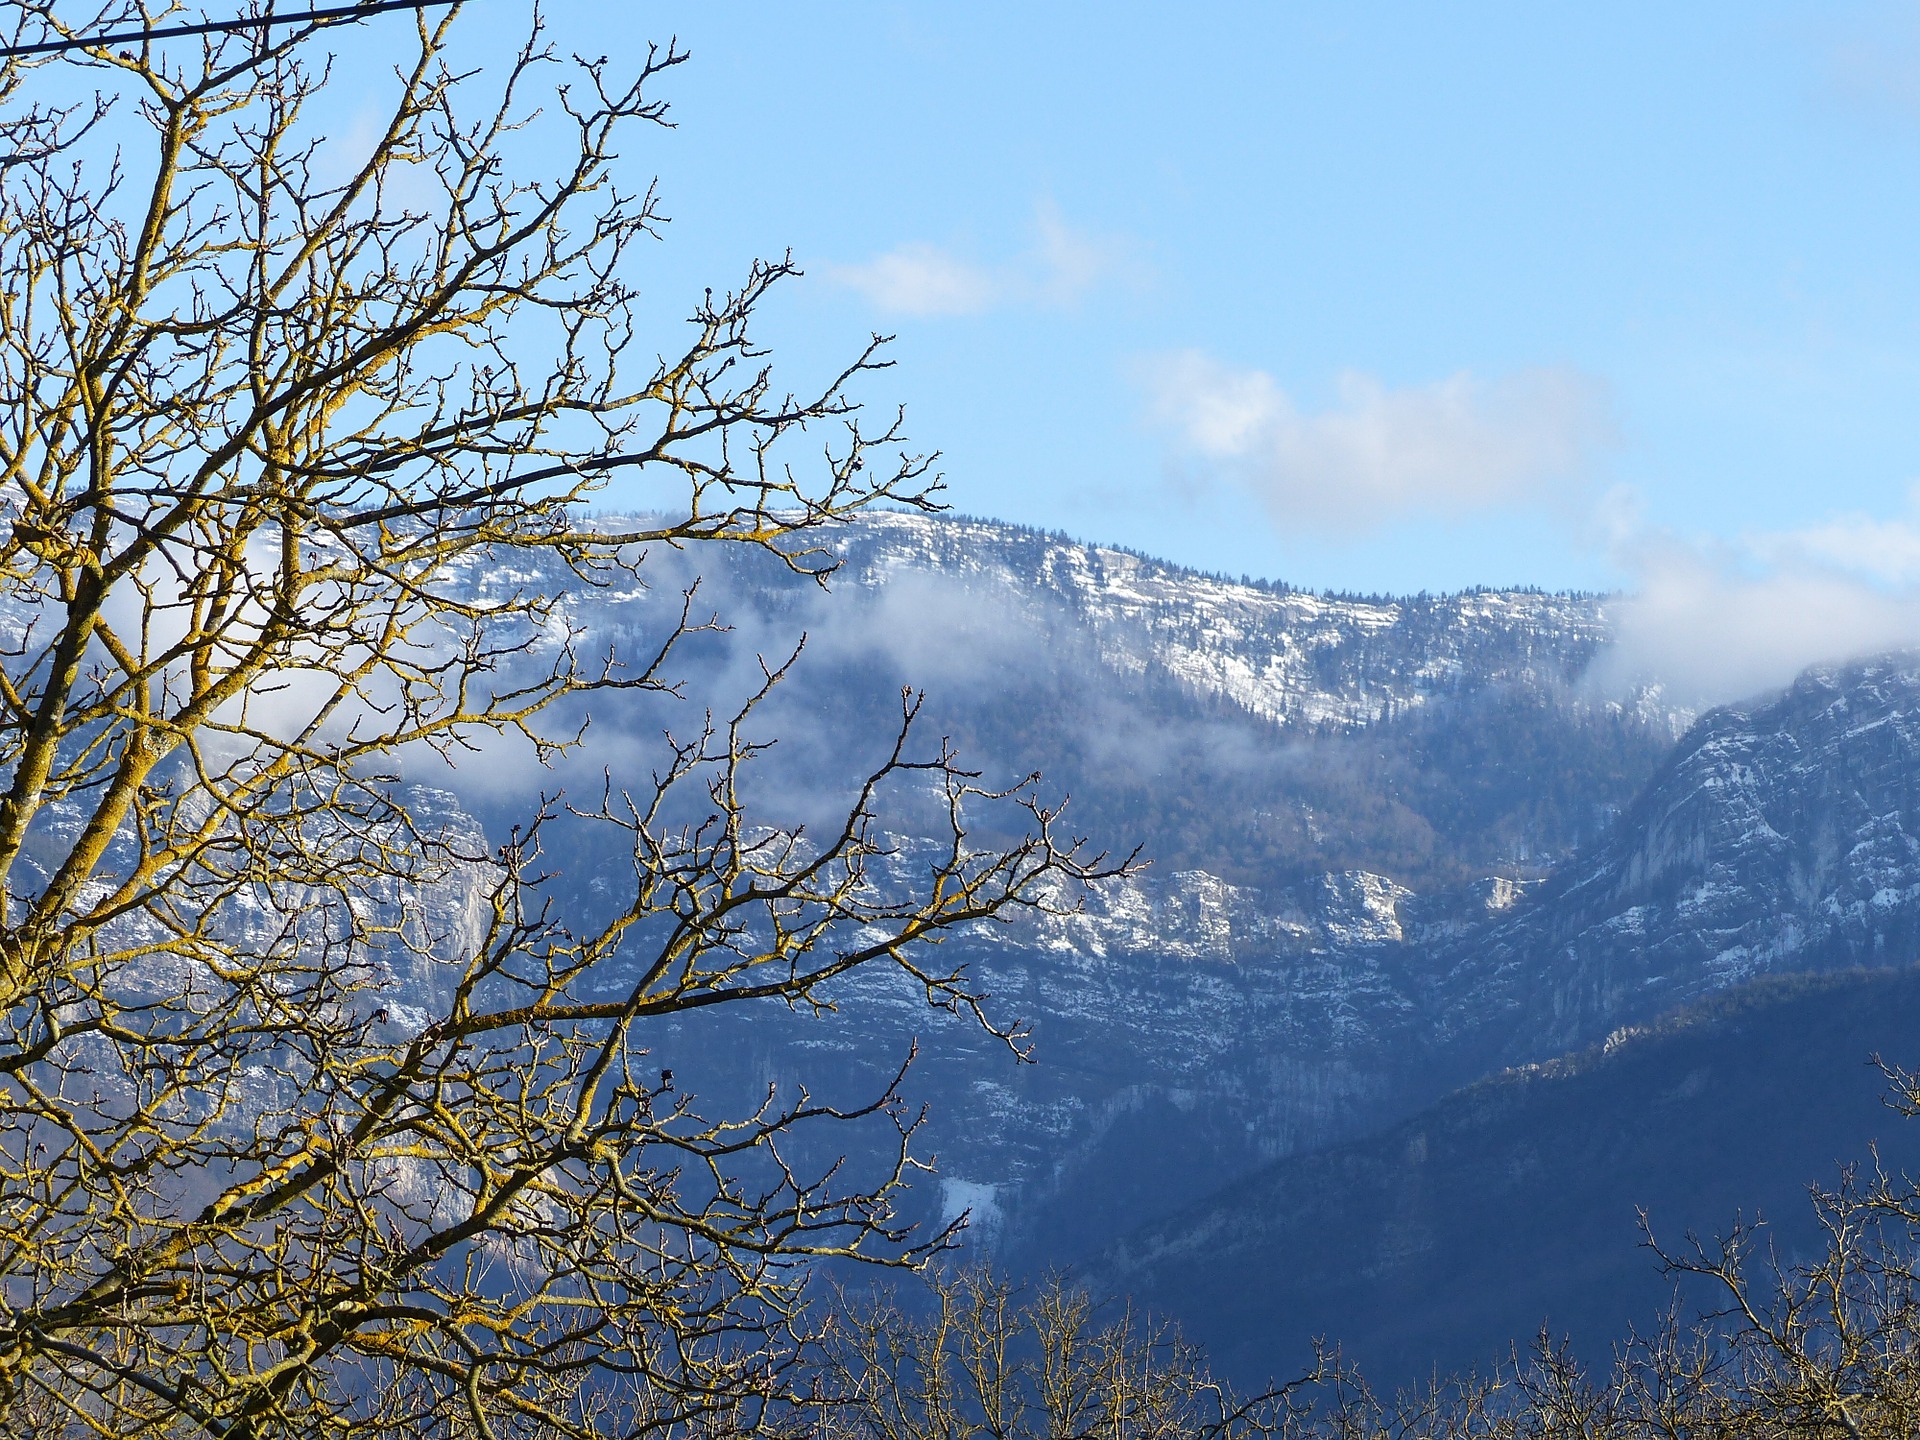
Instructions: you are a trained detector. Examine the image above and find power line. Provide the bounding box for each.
[0,0,459,59]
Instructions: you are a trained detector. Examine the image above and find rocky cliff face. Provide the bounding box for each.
[1424,658,1920,1065]
[1089,656,1920,1380]
[940,658,1920,1259]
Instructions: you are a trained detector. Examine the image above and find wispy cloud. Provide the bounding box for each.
[824,201,1135,317]
[1593,487,1920,708]
[1029,201,1122,304]
[823,243,1000,317]
[1143,351,1613,533]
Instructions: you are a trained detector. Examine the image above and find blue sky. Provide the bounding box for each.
[326,4,1920,697]
[451,4,1920,592]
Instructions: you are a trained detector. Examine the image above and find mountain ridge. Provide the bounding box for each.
[24,508,1912,1371]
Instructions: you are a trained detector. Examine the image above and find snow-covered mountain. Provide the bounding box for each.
[605,512,1678,892]
[550,517,1920,1281]
[421,512,1694,1258]
[809,511,1632,731]
[50,509,1920,1361]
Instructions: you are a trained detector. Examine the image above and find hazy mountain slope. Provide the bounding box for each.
[1421,657,1920,1067]
[985,659,1920,1264]
[54,510,1920,1291]
[1098,965,1920,1389]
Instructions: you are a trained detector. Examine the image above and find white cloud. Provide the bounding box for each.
[1750,506,1920,586]
[1144,352,1612,532]
[825,201,1133,317]
[823,242,1000,317]
[1592,489,1920,709]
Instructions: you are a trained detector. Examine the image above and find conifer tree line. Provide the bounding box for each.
[0,3,1917,1436]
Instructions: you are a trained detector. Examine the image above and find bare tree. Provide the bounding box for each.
[0,4,1124,1435]
[1636,1073,1920,1439]
[802,1267,1322,1440]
